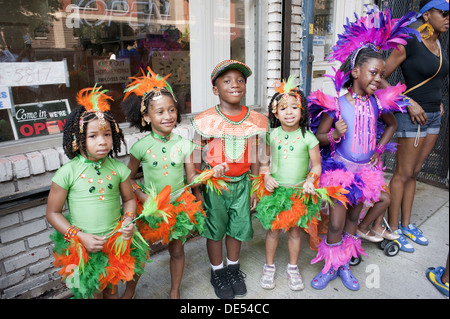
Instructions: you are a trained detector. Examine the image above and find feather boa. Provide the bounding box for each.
[320,154,387,206]
[136,190,205,245]
[254,186,322,250]
[51,223,150,299]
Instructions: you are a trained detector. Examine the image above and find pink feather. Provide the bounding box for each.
[374,82,408,113]
[342,234,368,262]
[311,240,348,273]
[319,169,355,189]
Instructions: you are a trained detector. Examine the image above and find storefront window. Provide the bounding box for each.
[313,0,335,62]
[0,0,257,143]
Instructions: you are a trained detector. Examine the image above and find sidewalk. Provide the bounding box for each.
[123,179,449,300]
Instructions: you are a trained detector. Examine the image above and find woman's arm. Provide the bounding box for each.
[382,44,407,87]
[382,44,427,125]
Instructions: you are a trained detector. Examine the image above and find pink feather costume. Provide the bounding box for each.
[308,5,417,274]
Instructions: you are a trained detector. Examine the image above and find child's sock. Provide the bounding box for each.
[287,263,298,269]
[226,258,239,265]
[211,262,224,271]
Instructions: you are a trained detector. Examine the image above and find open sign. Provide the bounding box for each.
[11,99,70,139]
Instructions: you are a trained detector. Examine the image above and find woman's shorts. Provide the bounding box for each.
[394,111,441,138]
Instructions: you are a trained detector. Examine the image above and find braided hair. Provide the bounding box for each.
[268,88,310,137]
[120,89,181,132]
[339,47,384,89]
[62,106,124,160]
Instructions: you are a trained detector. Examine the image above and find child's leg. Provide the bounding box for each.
[344,203,364,236]
[207,238,224,267]
[359,191,390,234]
[121,273,141,299]
[265,229,281,265]
[168,239,185,299]
[287,227,301,266]
[94,286,118,299]
[260,230,279,290]
[327,202,347,244]
[286,227,304,291]
[225,235,241,263]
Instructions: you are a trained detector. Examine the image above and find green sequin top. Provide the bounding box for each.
[130,133,195,194]
[51,155,131,236]
[269,127,319,185]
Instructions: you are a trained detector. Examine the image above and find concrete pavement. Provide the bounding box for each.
[122,179,449,300]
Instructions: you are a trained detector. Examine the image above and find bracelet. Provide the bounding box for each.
[327,128,342,145]
[306,171,319,182]
[259,166,271,175]
[64,225,81,242]
[375,143,385,155]
[132,183,142,192]
[122,211,136,221]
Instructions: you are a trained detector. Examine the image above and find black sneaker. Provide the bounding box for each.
[227,263,247,297]
[210,267,234,299]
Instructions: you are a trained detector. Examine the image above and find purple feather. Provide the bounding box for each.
[328,5,419,63]
[323,67,351,93]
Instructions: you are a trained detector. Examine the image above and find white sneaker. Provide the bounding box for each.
[286,266,304,291]
[260,264,276,290]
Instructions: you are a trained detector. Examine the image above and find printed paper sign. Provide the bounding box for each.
[0,86,13,110]
[0,60,70,87]
[93,58,131,84]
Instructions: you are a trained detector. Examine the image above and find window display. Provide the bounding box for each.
[0,0,256,142]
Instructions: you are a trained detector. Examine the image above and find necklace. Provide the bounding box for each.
[151,131,171,143]
[349,87,370,102]
[78,154,106,175]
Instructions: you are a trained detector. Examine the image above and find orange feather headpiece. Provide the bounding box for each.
[75,85,118,133]
[123,66,177,106]
[76,85,114,113]
[272,75,302,113]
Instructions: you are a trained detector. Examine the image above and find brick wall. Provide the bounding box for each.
[266,0,304,107]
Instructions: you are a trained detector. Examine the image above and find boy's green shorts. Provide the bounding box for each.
[201,174,253,242]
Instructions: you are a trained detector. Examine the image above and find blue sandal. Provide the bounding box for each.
[311,268,337,290]
[339,263,360,291]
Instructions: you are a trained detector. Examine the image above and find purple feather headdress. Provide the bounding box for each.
[328,5,420,67]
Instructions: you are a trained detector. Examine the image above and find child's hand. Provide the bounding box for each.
[263,174,279,193]
[213,162,229,178]
[119,218,136,240]
[369,153,379,167]
[77,232,107,253]
[335,116,347,138]
[302,180,316,195]
[250,193,258,211]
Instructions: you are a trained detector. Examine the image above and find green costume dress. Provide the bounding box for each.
[130,132,205,244]
[49,155,149,299]
[254,127,322,248]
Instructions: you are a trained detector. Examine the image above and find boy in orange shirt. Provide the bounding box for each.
[191,60,269,299]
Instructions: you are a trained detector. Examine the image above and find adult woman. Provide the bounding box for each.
[384,0,449,252]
